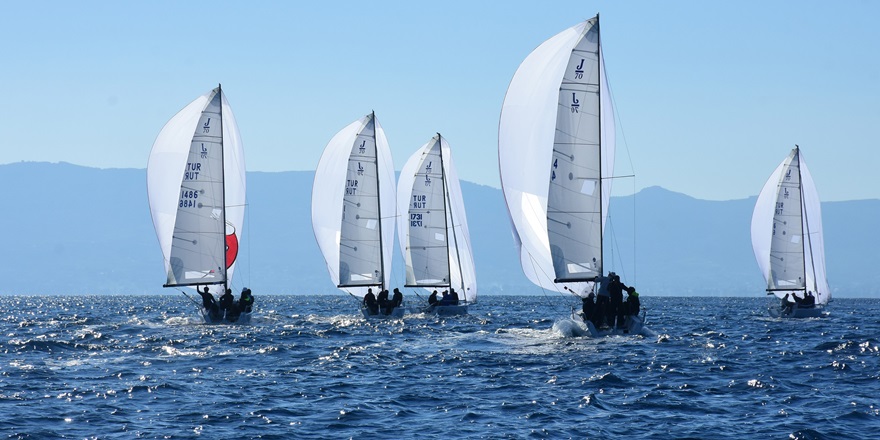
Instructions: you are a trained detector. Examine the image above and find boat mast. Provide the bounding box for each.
[596,14,604,280]
[218,83,228,294]
[371,111,386,293]
[795,145,818,294]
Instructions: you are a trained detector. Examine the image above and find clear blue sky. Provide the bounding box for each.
[1,1,877,201]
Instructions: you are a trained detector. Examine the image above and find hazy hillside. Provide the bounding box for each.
[1,162,877,297]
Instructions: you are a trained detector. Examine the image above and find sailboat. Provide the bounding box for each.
[311,112,403,318]
[396,134,477,316]
[751,146,830,318]
[498,15,646,336]
[147,85,251,324]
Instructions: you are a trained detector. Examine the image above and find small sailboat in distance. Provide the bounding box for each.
[498,15,647,336]
[311,112,403,318]
[751,145,830,318]
[396,134,477,316]
[147,85,252,324]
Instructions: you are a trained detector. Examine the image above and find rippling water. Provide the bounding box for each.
[1,295,878,439]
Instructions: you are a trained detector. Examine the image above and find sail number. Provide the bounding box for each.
[179,190,200,208]
[410,213,423,227]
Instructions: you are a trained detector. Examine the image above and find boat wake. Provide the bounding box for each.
[551,317,590,338]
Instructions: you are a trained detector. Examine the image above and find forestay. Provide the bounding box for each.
[498,16,615,295]
[312,113,396,298]
[751,147,830,305]
[396,135,477,304]
[147,86,246,295]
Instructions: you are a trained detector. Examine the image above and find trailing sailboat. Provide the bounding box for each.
[751,146,830,318]
[498,15,647,336]
[311,112,403,318]
[147,85,252,324]
[396,134,477,316]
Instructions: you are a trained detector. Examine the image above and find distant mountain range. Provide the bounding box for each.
[2,162,877,297]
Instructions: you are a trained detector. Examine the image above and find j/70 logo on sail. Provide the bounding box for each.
[571,93,580,113]
[574,59,584,79]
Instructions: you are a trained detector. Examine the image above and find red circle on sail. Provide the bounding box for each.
[225,233,239,269]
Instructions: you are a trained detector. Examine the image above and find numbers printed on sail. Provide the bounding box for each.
[410,213,423,227]
[570,93,580,113]
[179,189,200,209]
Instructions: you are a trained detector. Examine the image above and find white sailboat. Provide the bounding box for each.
[396,134,477,316]
[498,15,646,336]
[147,85,251,324]
[311,112,403,318]
[751,146,830,318]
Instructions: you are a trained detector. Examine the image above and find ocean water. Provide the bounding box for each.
[1,295,878,439]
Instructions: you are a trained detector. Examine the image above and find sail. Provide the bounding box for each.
[498,16,614,295]
[397,135,478,303]
[312,113,396,298]
[147,87,246,295]
[751,147,829,304]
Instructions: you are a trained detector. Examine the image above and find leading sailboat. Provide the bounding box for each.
[396,134,477,316]
[311,112,403,318]
[147,85,251,324]
[498,16,646,336]
[751,146,830,318]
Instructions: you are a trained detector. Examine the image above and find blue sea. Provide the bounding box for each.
[2,295,878,439]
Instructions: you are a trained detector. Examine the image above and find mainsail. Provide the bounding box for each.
[498,16,614,295]
[312,112,396,297]
[147,86,246,296]
[751,146,830,305]
[396,134,477,304]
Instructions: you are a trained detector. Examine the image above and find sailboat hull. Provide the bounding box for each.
[199,309,253,325]
[571,310,649,337]
[768,303,827,319]
[361,306,405,319]
[427,304,469,316]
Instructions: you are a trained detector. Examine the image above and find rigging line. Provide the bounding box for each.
[604,62,637,287]
[179,289,204,316]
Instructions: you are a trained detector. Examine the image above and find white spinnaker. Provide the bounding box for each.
[751,147,829,304]
[397,135,478,303]
[312,113,396,298]
[147,87,246,295]
[498,17,614,296]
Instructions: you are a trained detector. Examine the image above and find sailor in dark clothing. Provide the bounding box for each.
[239,287,254,313]
[607,274,628,329]
[449,288,460,305]
[802,291,816,307]
[389,288,404,312]
[363,288,379,315]
[377,289,390,314]
[439,290,451,305]
[582,292,596,325]
[219,288,234,319]
[198,286,220,321]
[625,286,640,315]
[428,290,439,306]
[781,293,794,314]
